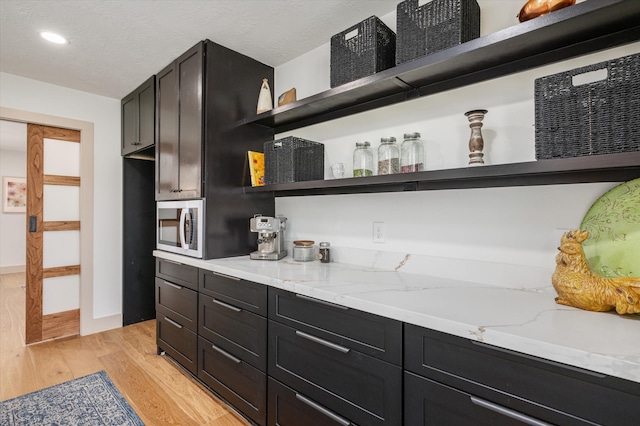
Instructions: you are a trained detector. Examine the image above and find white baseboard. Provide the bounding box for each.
[81,313,123,336]
[0,265,26,274]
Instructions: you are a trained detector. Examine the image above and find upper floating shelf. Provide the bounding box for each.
[236,0,640,133]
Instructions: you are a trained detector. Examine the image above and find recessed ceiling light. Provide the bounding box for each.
[40,32,69,45]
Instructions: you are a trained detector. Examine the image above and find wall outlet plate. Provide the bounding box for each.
[373,222,385,243]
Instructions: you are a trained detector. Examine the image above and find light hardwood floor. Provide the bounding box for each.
[0,272,250,425]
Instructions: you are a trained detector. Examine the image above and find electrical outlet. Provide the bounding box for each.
[373,222,385,243]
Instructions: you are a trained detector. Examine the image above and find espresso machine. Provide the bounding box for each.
[250,214,287,260]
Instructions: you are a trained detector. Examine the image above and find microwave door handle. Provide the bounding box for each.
[179,208,188,249]
[184,209,194,248]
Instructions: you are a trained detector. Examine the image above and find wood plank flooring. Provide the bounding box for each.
[0,272,250,425]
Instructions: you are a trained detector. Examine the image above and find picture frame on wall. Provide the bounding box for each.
[2,176,27,213]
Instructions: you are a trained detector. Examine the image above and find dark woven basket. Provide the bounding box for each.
[535,53,640,160]
[396,0,480,65]
[264,137,325,184]
[330,16,396,88]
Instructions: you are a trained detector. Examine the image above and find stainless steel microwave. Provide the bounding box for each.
[157,199,204,258]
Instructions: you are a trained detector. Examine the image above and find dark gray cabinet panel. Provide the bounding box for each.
[269,288,402,365]
[405,324,640,426]
[156,258,198,291]
[198,336,267,426]
[268,378,350,426]
[200,269,267,316]
[121,75,155,156]
[156,277,197,332]
[268,320,402,426]
[198,294,267,371]
[157,314,197,375]
[156,62,179,197]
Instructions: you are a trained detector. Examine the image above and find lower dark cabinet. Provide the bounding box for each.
[198,336,267,426]
[156,314,197,375]
[268,378,351,426]
[268,320,402,426]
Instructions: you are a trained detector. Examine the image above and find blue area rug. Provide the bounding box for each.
[0,370,144,425]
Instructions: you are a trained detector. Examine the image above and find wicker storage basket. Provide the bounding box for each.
[264,137,325,184]
[396,0,480,65]
[535,53,640,159]
[330,16,396,88]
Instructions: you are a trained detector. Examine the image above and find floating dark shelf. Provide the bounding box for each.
[237,0,640,134]
[239,0,640,197]
[244,152,640,196]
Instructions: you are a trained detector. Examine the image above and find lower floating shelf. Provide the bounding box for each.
[244,152,640,196]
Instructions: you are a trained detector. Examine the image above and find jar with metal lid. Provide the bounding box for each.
[377,137,399,175]
[400,132,425,173]
[353,141,373,177]
[319,242,331,263]
[293,240,316,262]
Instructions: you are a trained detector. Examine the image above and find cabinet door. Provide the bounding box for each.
[269,320,402,426]
[156,61,179,199]
[176,42,202,199]
[156,314,197,375]
[121,92,138,156]
[137,75,155,151]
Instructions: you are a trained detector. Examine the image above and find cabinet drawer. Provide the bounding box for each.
[405,324,640,426]
[268,378,352,426]
[199,269,267,316]
[269,288,402,365]
[198,336,266,426]
[404,371,578,426]
[199,294,267,371]
[157,315,197,375]
[156,258,198,290]
[156,277,197,332]
[268,320,402,426]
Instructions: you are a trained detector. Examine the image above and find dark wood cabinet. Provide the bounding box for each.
[121,75,155,156]
[155,259,199,375]
[154,39,275,259]
[268,288,403,426]
[404,324,640,426]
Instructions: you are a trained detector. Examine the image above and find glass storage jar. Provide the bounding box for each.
[353,141,373,177]
[400,132,425,173]
[377,137,399,175]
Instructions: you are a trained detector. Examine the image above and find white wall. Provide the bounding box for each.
[273,1,638,271]
[0,72,122,327]
[0,147,26,270]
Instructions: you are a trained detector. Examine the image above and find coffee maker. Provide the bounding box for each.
[250,214,287,260]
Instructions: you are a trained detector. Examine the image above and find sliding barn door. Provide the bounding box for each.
[26,124,81,344]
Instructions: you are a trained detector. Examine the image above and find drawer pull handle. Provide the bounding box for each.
[164,317,183,329]
[163,280,182,290]
[295,294,349,310]
[470,397,551,426]
[295,331,350,354]
[295,393,350,426]
[161,259,182,265]
[210,271,241,281]
[210,343,241,364]
[212,298,242,312]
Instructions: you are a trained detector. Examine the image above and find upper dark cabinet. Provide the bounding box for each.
[121,75,155,156]
[156,43,203,200]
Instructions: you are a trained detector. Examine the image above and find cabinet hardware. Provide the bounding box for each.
[470,340,607,378]
[164,317,183,329]
[212,298,242,312]
[295,393,350,426]
[295,293,349,310]
[210,271,241,281]
[161,259,182,265]
[470,397,551,426]
[163,280,182,290]
[295,330,350,353]
[210,343,241,364]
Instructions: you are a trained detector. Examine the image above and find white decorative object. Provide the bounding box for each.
[257,78,273,114]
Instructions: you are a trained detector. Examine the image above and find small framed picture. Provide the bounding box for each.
[2,176,27,213]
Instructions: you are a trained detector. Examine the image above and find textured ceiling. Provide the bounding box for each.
[0,0,400,100]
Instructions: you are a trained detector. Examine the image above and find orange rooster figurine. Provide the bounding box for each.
[552,230,640,315]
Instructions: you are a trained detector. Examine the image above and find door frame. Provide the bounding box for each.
[0,106,95,338]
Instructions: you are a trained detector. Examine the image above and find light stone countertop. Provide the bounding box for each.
[154,250,640,384]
